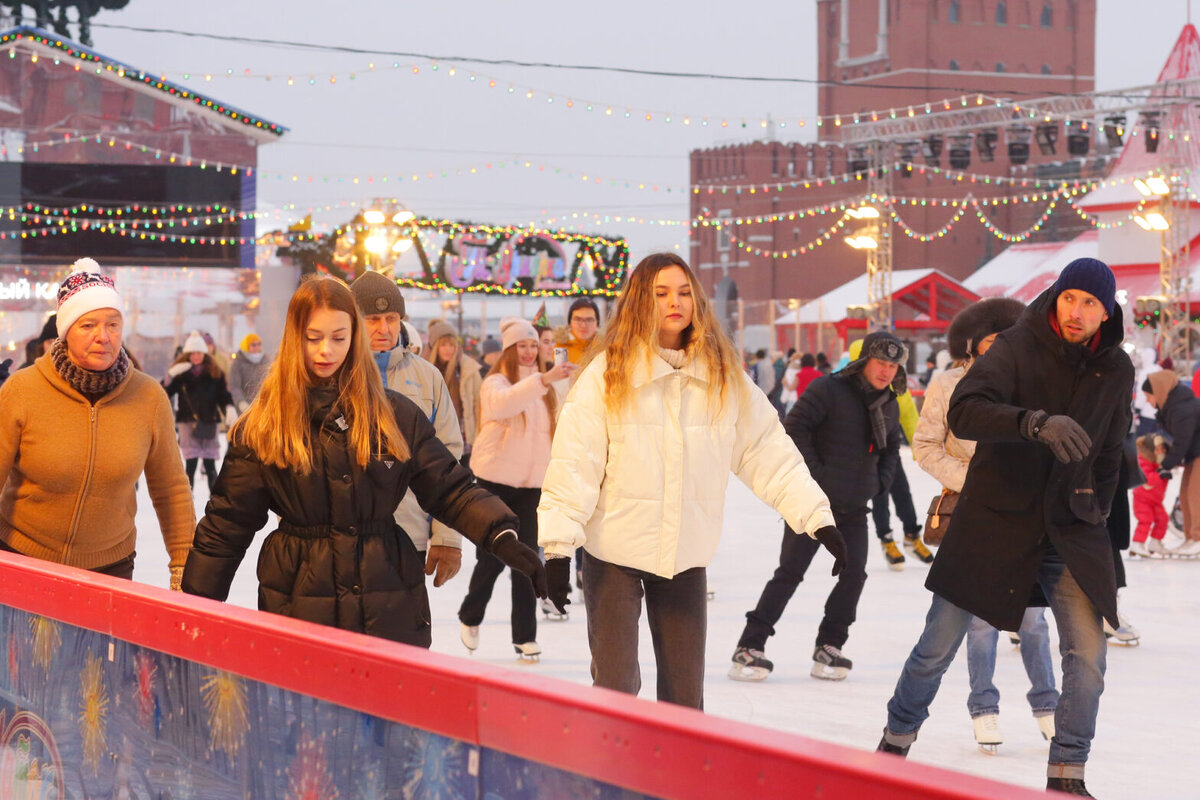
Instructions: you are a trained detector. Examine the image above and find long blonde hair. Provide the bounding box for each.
[231,276,409,471]
[486,343,558,438]
[585,252,743,416]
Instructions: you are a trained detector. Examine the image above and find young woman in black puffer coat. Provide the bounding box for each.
[181,277,547,646]
[164,331,234,492]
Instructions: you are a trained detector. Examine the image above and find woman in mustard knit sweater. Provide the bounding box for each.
[0,260,195,588]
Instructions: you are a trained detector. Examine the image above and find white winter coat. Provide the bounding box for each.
[911,365,973,493]
[538,346,834,578]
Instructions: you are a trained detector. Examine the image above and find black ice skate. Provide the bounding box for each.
[540,598,568,621]
[728,647,774,682]
[876,729,911,758]
[1046,777,1094,797]
[811,644,852,680]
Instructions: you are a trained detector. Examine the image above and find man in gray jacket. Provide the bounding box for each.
[351,270,466,588]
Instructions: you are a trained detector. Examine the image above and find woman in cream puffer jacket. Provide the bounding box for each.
[913,297,1059,743]
[537,253,839,709]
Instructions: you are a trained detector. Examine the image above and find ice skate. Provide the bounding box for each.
[460,623,479,653]
[810,644,852,680]
[1036,713,1055,741]
[1129,540,1151,558]
[1147,538,1171,557]
[513,641,542,661]
[728,647,774,682]
[1046,777,1094,797]
[880,536,906,571]
[876,734,910,757]
[1103,614,1140,646]
[540,598,568,621]
[971,713,1003,754]
[1172,538,1200,558]
[904,535,935,564]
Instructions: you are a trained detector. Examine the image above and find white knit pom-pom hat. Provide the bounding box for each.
[499,316,538,351]
[55,258,123,338]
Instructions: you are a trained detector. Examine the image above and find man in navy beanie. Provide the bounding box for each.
[877,257,1132,797]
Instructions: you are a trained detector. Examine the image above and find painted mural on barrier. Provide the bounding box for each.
[0,604,653,799]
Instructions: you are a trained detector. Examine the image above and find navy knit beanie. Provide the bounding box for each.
[1052,257,1116,314]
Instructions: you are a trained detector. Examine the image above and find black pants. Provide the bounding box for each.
[871,462,921,540]
[0,538,135,580]
[458,479,540,644]
[738,510,869,651]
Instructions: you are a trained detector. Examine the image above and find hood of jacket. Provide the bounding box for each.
[1148,368,1179,401]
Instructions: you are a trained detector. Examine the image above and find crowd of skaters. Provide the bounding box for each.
[0,252,1187,797]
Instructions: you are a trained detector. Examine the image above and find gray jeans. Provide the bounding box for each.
[582,552,707,709]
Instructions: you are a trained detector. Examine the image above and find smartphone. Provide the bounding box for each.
[553,347,569,366]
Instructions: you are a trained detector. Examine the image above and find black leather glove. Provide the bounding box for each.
[1023,410,1092,463]
[491,531,548,598]
[1158,468,1173,482]
[0,358,10,383]
[546,557,572,614]
[814,526,846,576]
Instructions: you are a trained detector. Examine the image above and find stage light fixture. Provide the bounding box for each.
[975,129,998,162]
[923,134,943,166]
[1035,123,1059,155]
[848,145,870,175]
[1103,115,1126,148]
[898,140,920,178]
[1066,122,1090,156]
[1141,111,1163,154]
[948,133,973,169]
[1007,124,1033,165]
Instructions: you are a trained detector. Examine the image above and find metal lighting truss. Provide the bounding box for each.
[865,140,893,331]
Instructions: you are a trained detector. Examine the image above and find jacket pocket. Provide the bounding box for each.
[1067,486,1103,525]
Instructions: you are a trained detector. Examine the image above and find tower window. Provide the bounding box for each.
[996,62,1006,73]
[1041,3,1052,27]
[948,0,960,23]
[1041,64,1052,75]
[949,59,960,71]
[996,2,1007,25]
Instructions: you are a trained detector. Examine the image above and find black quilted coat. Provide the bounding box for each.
[182,386,517,647]
[783,372,901,515]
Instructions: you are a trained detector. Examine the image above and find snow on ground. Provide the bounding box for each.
[131,440,1197,799]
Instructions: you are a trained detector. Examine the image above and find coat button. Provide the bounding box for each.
[348,526,357,535]
[351,584,361,594]
[342,474,352,484]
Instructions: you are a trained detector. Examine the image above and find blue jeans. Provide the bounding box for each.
[966,608,1059,717]
[886,558,1106,765]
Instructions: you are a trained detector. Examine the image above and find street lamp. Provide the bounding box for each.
[360,202,419,273]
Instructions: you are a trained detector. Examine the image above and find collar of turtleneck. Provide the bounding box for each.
[50,338,129,403]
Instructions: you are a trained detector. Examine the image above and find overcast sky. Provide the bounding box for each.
[46,0,1200,258]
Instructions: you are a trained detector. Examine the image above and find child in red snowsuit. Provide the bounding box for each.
[1132,433,1171,557]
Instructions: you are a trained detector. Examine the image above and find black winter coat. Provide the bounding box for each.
[783,372,900,515]
[181,386,518,647]
[929,288,1133,631]
[1156,383,1200,470]
[166,368,234,425]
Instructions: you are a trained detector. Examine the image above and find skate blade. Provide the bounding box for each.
[516,654,540,663]
[810,663,849,681]
[887,564,905,572]
[541,611,569,621]
[977,743,1000,755]
[728,664,771,682]
[706,591,715,600]
[1106,637,1140,646]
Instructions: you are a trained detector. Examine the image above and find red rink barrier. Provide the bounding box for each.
[0,551,1043,799]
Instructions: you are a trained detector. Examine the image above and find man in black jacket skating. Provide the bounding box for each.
[877,258,1133,798]
[730,331,905,683]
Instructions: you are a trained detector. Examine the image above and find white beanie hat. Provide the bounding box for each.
[182,330,208,355]
[499,316,538,351]
[55,258,123,337]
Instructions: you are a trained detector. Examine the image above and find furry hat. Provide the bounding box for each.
[499,316,538,351]
[947,297,1025,360]
[1137,432,1173,464]
[56,258,122,337]
[182,330,208,355]
[840,330,909,394]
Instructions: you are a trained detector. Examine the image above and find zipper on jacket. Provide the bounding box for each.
[63,404,100,558]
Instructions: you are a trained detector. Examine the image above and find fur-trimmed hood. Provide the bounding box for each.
[947,297,1026,360]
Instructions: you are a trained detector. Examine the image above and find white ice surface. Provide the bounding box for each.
[130,440,1197,799]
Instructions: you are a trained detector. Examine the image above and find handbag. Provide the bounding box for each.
[923,489,959,546]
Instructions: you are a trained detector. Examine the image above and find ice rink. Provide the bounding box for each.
[131,442,1196,799]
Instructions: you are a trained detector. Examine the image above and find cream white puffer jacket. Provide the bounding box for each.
[912,365,974,493]
[538,346,835,578]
